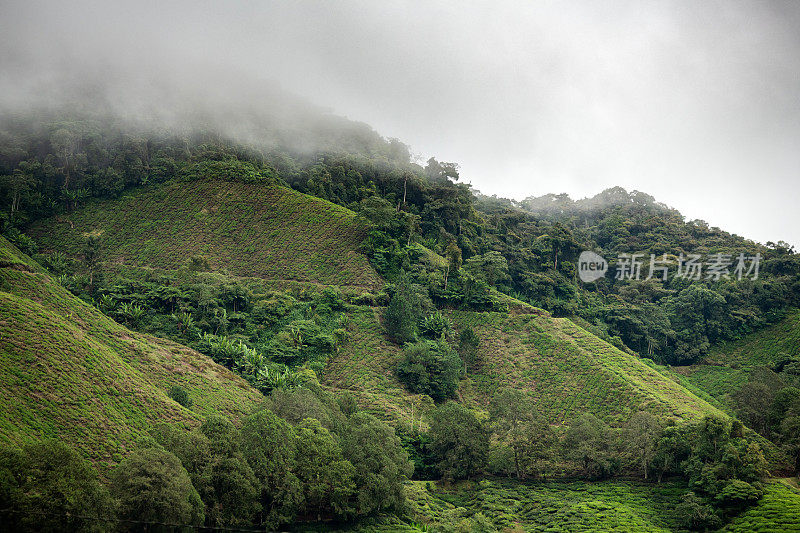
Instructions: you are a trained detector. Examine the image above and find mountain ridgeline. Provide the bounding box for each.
[2,105,800,531]
[2,106,798,367]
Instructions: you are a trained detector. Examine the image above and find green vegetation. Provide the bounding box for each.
[0,382,414,531]
[0,236,262,467]
[721,481,800,532]
[2,107,800,531]
[679,308,800,402]
[27,180,382,289]
[110,447,206,528]
[0,440,114,532]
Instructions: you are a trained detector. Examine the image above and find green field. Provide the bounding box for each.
[28,180,383,290]
[0,237,263,469]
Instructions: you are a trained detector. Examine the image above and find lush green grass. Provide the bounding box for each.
[323,479,689,532]
[676,309,800,401]
[330,479,800,532]
[721,481,800,532]
[28,180,383,290]
[323,307,723,431]
[0,237,263,470]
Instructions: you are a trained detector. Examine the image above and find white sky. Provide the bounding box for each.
[2,0,799,246]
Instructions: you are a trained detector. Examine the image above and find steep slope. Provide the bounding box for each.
[323,307,723,429]
[28,180,383,290]
[674,309,800,400]
[0,237,262,469]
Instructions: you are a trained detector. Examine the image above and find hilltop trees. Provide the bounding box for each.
[464,251,510,288]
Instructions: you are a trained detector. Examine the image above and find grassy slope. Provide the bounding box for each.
[324,307,723,430]
[28,180,383,290]
[673,309,800,401]
[0,237,262,469]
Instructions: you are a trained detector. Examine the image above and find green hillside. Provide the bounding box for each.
[324,306,724,430]
[0,236,262,469]
[22,178,724,430]
[27,180,383,290]
[720,481,800,532]
[675,309,800,400]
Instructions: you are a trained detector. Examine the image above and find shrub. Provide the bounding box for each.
[168,385,192,408]
[397,340,463,402]
[676,491,722,531]
[420,311,451,339]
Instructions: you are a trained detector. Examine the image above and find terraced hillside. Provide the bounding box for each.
[674,309,800,400]
[720,481,800,532]
[0,237,262,469]
[28,180,383,290]
[330,479,690,532]
[324,307,723,429]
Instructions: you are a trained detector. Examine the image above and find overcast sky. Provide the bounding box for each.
[2,1,799,246]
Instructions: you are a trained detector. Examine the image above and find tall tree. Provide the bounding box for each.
[489,388,554,479]
[428,402,489,480]
[623,411,663,479]
[110,447,205,529]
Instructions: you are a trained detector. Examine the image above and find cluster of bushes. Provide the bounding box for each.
[46,261,352,390]
[384,274,486,402]
[0,381,412,531]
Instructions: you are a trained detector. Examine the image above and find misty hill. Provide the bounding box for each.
[2,104,799,532]
[0,236,262,468]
